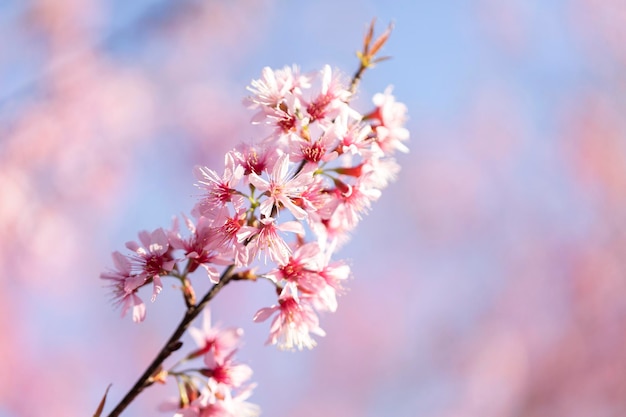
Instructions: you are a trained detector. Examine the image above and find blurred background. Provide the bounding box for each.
[2,0,626,416]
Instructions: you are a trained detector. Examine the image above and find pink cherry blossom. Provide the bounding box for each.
[325,179,382,232]
[299,175,334,220]
[207,207,250,267]
[369,86,410,154]
[188,308,243,363]
[334,113,377,157]
[232,142,279,176]
[220,384,261,417]
[237,218,304,265]
[170,384,260,417]
[253,284,326,350]
[195,152,245,218]
[358,155,401,190]
[100,251,147,322]
[245,65,309,110]
[248,153,315,220]
[305,65,354,124]
[257,96,301,138]
[265,241,326,294]
[309,246,351,313]
[169,215,232,283]
[289,128,340,164]
[204,353,254,389]
[125,228,176,302]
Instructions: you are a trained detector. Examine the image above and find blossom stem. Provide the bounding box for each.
[106,264,236,417]
[349,62,368,95]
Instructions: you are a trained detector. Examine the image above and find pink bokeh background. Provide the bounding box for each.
[2,1,626,416]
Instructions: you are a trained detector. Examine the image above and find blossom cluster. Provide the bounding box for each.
[101,63,408,345]
[159,310,260,417]
[100,54,408,416]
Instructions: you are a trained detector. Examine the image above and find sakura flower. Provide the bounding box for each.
[188,308,243,363]
[169,215,232,283]
[325,179,382,232]
[100,251,147,322]
[125,228,176,302]
[195,152,245,218]
[253,284,326,350]
[309,244,351,313]
[233,142,278,176]
[248,153,315,220]
[191,207,250,267]
[369,86,410,154]
[205,207,250,267]
[265,241,350,313]
[258,95,301,138]
[305,65,354,124]
[289,128,339,164]
[245,66,312,140]
[169,384,260,417]
[204,353,253,389]
[245,65,309,110]
[299,175,334,221]
[310,216,353,250]
[265,242,326,294]
[221,384,261,417]
[358,155,401,190]
[237,217,304,265]
[334,114,378,158]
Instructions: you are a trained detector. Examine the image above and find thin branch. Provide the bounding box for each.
[349,19,394,94]
[106,265,236,417]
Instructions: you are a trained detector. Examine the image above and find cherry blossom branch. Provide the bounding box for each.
[106,265,236,417]
[97,18,408,417]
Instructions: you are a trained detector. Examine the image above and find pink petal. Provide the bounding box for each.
[253,306,278,323]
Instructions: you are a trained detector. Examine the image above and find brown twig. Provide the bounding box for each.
[106,265,236,417]
[349,18,394,94]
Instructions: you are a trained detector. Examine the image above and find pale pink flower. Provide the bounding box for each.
[253,284,326,350]
[188,308,243,363]
[305,65,353,124]
[245,65,309,110]
[265,242,326,294]
[169,215,232,283]
[221,384,261,417]
[170,384,260,417]
[232,142,279,176]
[205,207,250,266]
[289,128,339,164]
[358,155,401,190]
[195,152,245,218]
[248,153,315,220]
[299,175,334,220]
[246,66,291,109]
[265,241,351,313]
[208,207,250,267]
[257,95,301,137]
[125,228,176,302]
[237,217,304,265]
[369,86,410,154]
[325,179,382,232]
[309,244,351,313]
[309,216,352,250]
[245,66,311,138]
[204,353,253,389]
[334,114,378,158]
[100,251,147,322]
